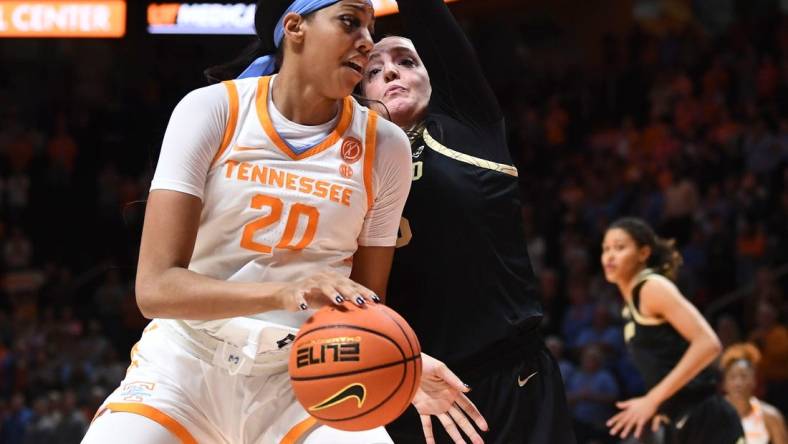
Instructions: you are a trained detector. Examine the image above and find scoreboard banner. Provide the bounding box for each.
[147,3,255,35]
[147,0,459,35]
[0,1,127,38]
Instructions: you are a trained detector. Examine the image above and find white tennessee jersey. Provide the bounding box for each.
[149,75,411,348]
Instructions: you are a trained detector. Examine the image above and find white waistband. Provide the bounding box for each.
[158,320,296,376]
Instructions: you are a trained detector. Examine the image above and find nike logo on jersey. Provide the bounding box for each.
[309,383,366,411]
[517,371,538,387]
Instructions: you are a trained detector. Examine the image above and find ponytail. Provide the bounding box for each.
[650,236,683,280]
[609,217,683,280]
[203,0,291,82]
[205,41,282,83]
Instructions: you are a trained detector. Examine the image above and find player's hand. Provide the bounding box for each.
[276,270,379,311]
[412,353,488,444]
[606,393,660,439]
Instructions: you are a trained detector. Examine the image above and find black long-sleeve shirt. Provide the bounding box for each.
[386,0,542,371]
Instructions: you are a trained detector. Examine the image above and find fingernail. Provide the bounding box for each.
[335,295,344,304]
[355,296,365,305]
[463,383,471,391]
[299,303,308,311]
[371,294,381,302]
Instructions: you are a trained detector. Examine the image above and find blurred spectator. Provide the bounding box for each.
[566,345,619,443]
[0,4,787,443]
[716,314,743,349]
[45,114,78,188]
[90,349,124,390]
[721,342,788,444]
[545,96,570,148]
[3,172,30,224]
[744,119,781,176]
[661,172,699,245]
[54,390,87,443]
[749,301,788,414]
[562,280,596,340]
[93,270,126,324]
[23,395,56,444]
[3,227,32,270]
[573,304,625,357]
[546,335,576,382]
[1,393,33,444]
[538,268,562,335]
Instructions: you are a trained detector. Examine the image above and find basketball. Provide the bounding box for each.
[288,303,422,431]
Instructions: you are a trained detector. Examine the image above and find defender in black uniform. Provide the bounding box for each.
[360,1,575,442]
[602,218,744,444]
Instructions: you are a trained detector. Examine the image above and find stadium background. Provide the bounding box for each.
[0,0,787,442]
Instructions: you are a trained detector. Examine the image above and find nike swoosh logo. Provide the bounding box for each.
[517,371,538,387]
[309,383,366,412]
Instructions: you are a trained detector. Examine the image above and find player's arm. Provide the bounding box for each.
[639,278,722,406]
[352,118,412,301]
[764,403,788,444]
[396,0,502,125]
[136,86,368,320]
[350,246,394,302]
[137,191,372,319]
[608,277,721,439]
[352,120,487,444]
[136,190,288,319]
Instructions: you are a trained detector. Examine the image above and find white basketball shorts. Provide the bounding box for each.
[83,321,394,444]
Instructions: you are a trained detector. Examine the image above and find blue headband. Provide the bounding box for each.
[237,0,372,79]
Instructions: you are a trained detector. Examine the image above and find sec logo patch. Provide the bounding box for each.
[341,137,363,164]
[339,163,354,178]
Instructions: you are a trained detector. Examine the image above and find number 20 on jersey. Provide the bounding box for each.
[240,194,319,254]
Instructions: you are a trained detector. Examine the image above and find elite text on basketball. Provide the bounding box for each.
[296,342,360,368]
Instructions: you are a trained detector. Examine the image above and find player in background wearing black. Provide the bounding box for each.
[602,218,744,443]
[359,0,575,442]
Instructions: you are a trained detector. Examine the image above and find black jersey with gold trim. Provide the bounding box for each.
[623,275,717,419]
[384,0,543,370]
[386,123,542,369]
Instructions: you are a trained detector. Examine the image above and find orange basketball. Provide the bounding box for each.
[288,303,422,431]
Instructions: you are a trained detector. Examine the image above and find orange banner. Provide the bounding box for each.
[0,1,126,38]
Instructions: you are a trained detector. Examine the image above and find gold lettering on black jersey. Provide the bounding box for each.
[624,321,635,342]
[412,161,423,181]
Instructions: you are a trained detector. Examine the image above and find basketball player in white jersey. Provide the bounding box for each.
[722,343,787,444]
[81,1,485,443]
